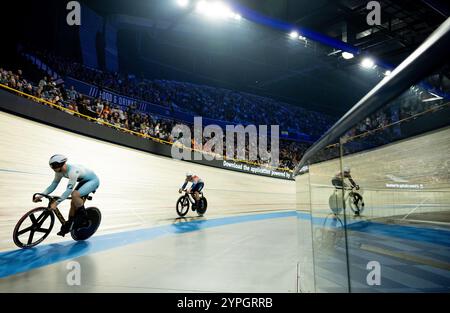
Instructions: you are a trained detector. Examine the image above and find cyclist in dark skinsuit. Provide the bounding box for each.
[179,172,204,209]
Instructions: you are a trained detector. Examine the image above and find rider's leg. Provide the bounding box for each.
[72,179,99,222]
[56,191,81,236]
[350,192,362,215]
[58,179,99,236]
[193,183,204,206]
[357,193,363,204]
[353,192,362,206]
[348,191,356,205]
[70,190,84,218]
[191,191,199,209]
[356,193,364,214]
[58,191,85,236]
[193,191,200,202]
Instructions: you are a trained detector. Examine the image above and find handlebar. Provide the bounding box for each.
[33,193,92,202]
[32,193,54,202]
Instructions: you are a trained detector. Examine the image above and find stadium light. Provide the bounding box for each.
[177,0,189,8]
[195,1,240,21]
[196,1,207,13]
[289,31,299,39]
[361,58,375,69]
[384,70,392,76]
[342,52,354,60]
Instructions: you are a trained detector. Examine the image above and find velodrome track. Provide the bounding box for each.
[0,110,300,292]
[0,110,296,252]
[1,109,449,292]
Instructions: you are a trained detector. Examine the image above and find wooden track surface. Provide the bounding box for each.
[0,111,295,251]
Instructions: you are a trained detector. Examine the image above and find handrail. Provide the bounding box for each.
[293,17,450,176]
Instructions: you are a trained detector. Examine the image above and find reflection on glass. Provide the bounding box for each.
[296,64,450,293]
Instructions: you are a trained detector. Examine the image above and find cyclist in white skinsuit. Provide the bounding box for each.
[34,155,100,236]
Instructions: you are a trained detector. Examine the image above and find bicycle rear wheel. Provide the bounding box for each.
[71,207,102,241]
[13,207,55,248]
[196,197,208,216]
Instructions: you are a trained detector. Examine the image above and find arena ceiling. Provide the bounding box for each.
[16,0,450,115]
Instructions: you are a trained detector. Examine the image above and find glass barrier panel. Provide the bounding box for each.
[306,144,351,292]
[341,71,450,292]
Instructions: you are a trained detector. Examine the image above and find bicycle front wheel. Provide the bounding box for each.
[13,207,55,248]
[176,196,190,217]
[348,194,364,215]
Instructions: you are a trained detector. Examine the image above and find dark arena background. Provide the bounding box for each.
[0,0,449,295]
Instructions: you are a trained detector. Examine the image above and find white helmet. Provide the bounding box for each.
[343,166,351,174]
[186,172,193,177]
[49,154,67,169]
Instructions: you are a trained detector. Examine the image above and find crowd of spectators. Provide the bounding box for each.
[345,85,448,145]
[0,67,313,170]
[31,50,335,139]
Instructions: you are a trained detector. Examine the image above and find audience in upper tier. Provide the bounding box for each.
[31,50,336,139]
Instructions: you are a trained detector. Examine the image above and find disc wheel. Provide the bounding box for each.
[13,207,55,248]
[196,197,208,216]
[328,192,343,215]
[71,207,102,241]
